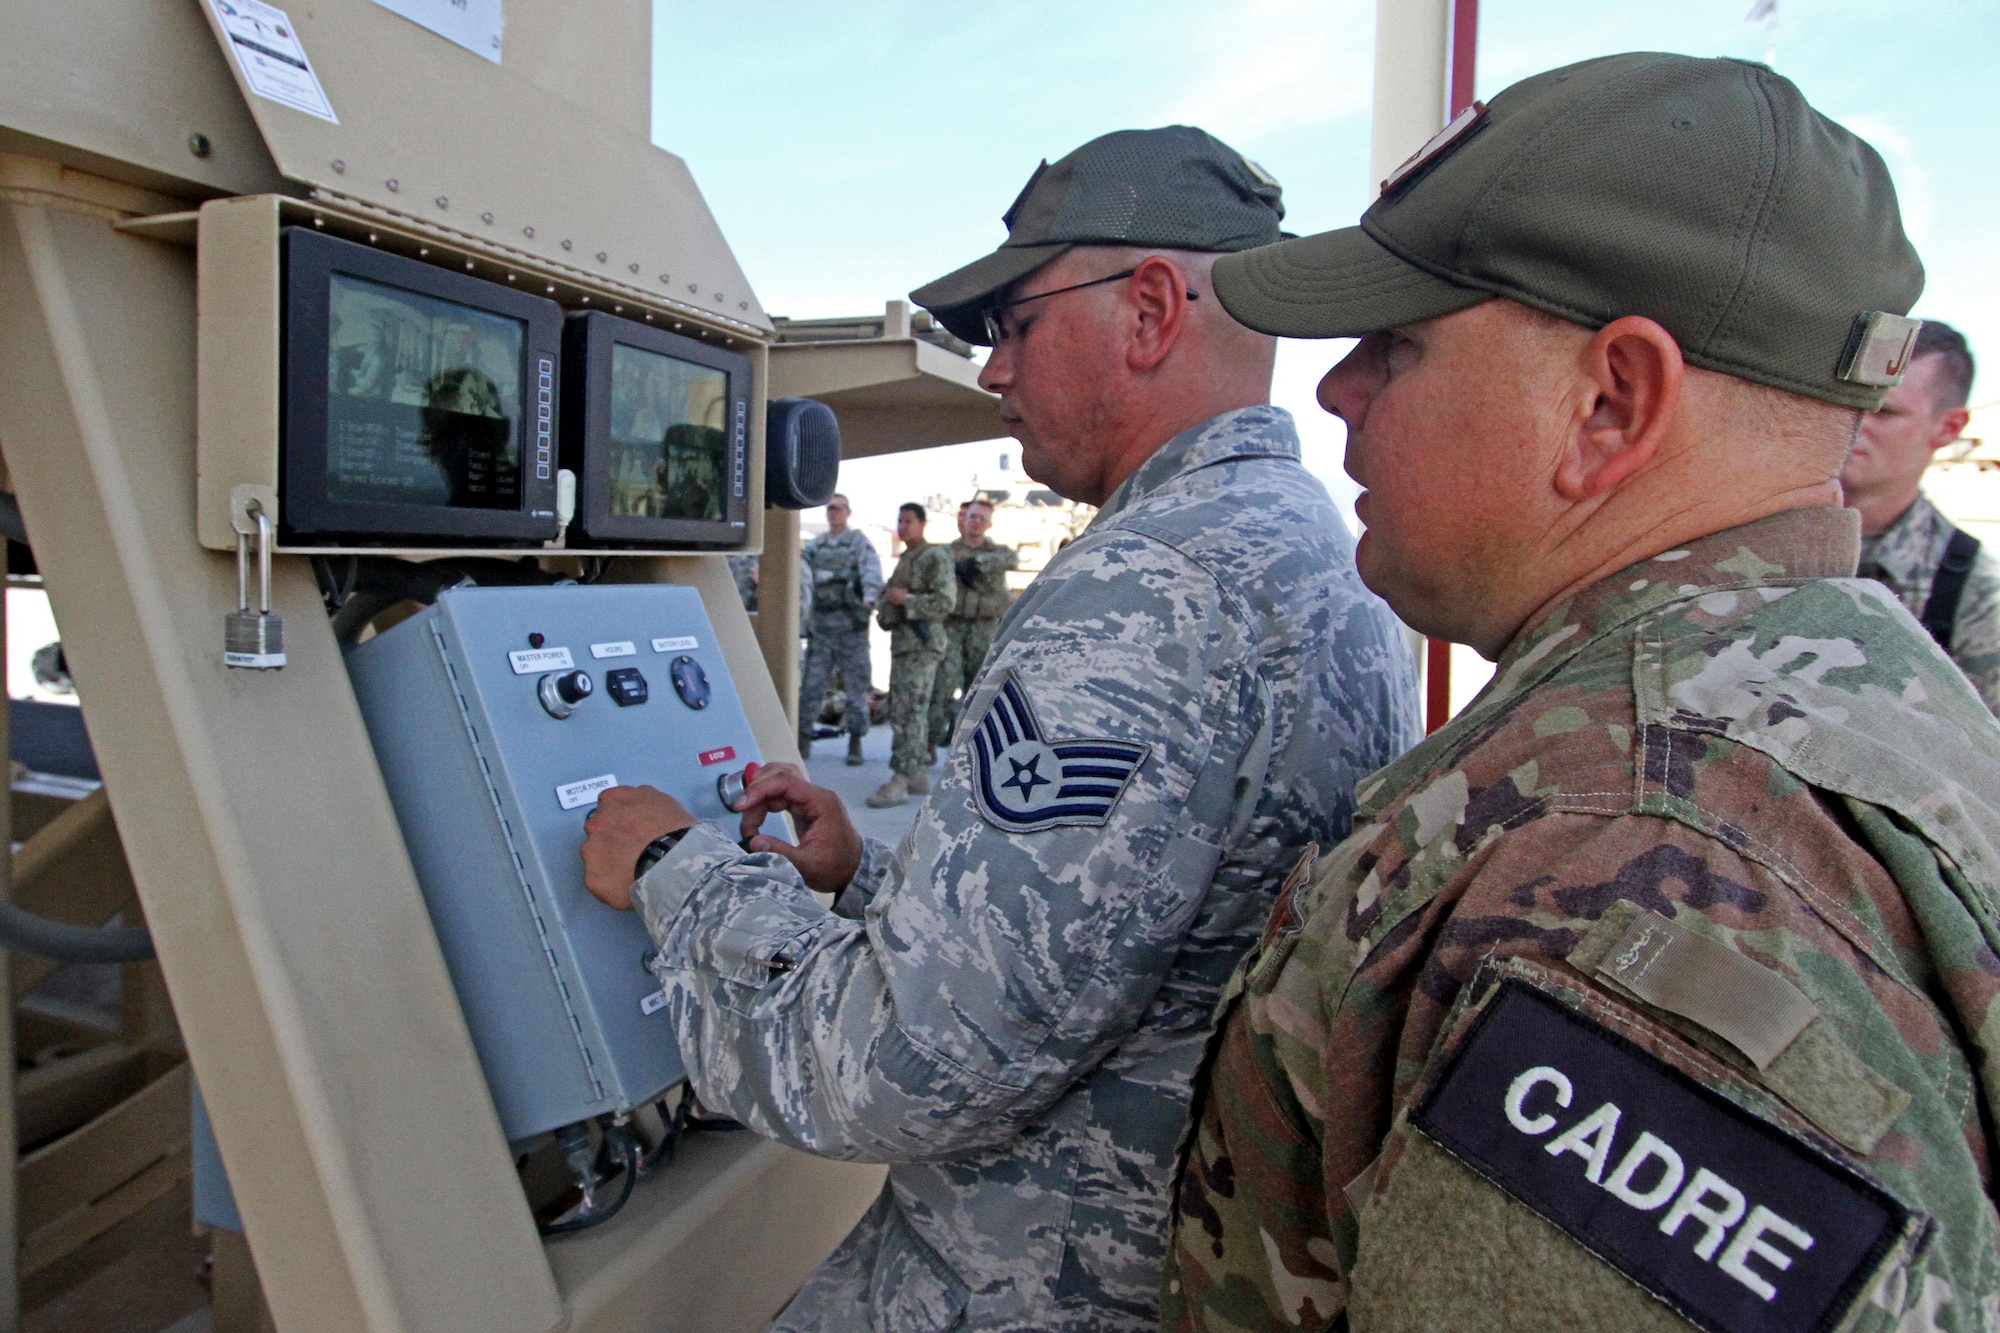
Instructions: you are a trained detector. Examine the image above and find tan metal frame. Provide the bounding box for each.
[0,192,873,1332]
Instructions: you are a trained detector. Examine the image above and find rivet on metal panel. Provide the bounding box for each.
[188,133,213,158]
[436,196,449,209]
[546,284,556,294]
[629,263,640,275]
[595,251,608,263]
[687,283,698,294]
[368,232,379,243]
[561,239,573,251]
[713,293,723,303]
[613,305,623,313]
[314,216,324,228]
[464,261,474,271]
[580,295,590,304]
[331,159,346,173]
[523,225,536,239]
[507,274,517,282]
[658,274,670,284]
[482,212,494,224]
[739,302,749,311]
[419,247,430,257]
[386,178,400,191]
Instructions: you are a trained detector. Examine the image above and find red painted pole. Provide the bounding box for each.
[1425,0,1478,734]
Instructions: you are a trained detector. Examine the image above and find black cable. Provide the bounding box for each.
[538,1122,638,1237]
[0,901,154,963]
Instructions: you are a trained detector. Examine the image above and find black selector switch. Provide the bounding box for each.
[669,655,710,710]
[537,669,593,719]
[605,667,649,707]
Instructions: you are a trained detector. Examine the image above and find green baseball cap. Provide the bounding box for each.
[910,125,1287,346]
[1214,52,1925,409]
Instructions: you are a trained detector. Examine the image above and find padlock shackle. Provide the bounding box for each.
[254,506,274,615]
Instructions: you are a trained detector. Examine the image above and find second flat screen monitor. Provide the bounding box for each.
[563,312,751,547]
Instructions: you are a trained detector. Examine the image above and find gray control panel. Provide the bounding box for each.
[345,584,760,1142]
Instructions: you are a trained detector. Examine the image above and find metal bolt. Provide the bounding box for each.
[331,158,347,173]
[523,225,536,239]
[436,196,449,208]
[595,251,608,263]
[629,263,641,275]
[385,178,399,191]
[481,211,494,224]
[561,239,574,251]
[188,133,213,158]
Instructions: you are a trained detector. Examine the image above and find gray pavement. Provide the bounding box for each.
[799,722,944,849]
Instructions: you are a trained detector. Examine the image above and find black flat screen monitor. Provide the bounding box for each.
[561,311,751,547]
[281,228,563,544]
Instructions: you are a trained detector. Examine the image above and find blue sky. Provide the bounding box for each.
[652,0,1997,526]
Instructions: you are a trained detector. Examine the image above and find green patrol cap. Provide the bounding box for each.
[911,125,1287,346]
[1214,53,1925,409]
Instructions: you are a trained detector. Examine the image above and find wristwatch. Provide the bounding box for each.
[632,826,691,881]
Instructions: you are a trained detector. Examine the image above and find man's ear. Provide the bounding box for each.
[1928,404,1972,456]
[1124,256,1194,373]
[1554,316,1684,500]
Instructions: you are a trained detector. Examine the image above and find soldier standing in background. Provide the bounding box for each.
[797,494,882,766]
[1840,320,2000,711]
[867,502,956,808]
[928,498,1016,761]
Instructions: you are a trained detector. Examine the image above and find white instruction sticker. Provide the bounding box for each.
[211,0,338,122]
[590,641,637,659]
[368,0,504,63]
[509,646,574,674]
[652,636,698,653]
[555,774,618,811]
[640,989,668,1016]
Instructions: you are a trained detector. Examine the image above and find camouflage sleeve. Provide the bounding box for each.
[635,531,1268,1163]
[830,835,896,921]
[901,546,958,623]
[857,539,884,605]
[1947,548,2000,716]
[1170,807,1990,1330]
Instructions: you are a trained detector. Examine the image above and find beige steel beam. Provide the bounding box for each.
[0,198,563,1333]
[1370,0,1452,186]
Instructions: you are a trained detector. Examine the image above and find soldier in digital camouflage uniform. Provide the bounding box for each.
[798,494,882,765]
[867,502,957,809]
[578,126,1417,1332]
[1841,322,2000,713]
[929,499,1017,759]
[1164,54,2000,1333]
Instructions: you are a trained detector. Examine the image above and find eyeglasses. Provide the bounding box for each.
[981,268,1200,345]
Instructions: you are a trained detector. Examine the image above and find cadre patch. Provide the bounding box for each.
[1408,980,1913,1333]
[969,671,1149,834]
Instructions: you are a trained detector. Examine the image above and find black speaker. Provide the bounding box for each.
[764,398,841,510]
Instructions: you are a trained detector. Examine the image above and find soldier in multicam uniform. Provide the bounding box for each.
[1164,54,2000,1333]
[928,498,1016,763]
[798,494,882,766]
[866,502,957,809]
[578,126,1416,1332]
[1841,321,2000,712]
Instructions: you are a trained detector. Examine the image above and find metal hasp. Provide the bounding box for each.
[344,584,761,1142]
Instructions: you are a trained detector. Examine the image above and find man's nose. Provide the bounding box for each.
[978,343,1013,394]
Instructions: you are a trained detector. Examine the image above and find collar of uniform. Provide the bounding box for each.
[1353,507,1862,818]
[1088,405,1300,527]
[1858,492,1945,589]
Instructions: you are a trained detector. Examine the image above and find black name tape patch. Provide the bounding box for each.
[1410,981,1911,1333]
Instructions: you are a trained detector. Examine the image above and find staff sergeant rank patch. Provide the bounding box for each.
[1410,980,1916,1333]
[970,672,1149,834]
